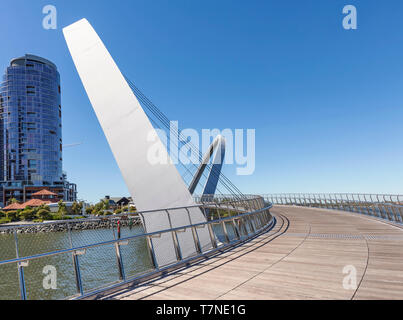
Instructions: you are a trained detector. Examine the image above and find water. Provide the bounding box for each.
[0,220,241,300]
[0,224,154,300]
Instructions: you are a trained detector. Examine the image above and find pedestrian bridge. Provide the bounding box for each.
[1,194,403,300]
[105,205,403,300]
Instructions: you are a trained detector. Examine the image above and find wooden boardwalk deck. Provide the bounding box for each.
[107,205,403,300]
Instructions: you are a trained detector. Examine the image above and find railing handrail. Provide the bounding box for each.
[0,194,273,300]
[262,193,403,224]
[0,202,271,268]
[0,195,263,232]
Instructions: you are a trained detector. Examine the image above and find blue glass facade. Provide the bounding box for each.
[0,54,75,205]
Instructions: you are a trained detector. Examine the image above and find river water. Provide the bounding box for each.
[0,224,153,300]
[0,222,233,300]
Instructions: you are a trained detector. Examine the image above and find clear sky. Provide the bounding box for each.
[1,0,403,203]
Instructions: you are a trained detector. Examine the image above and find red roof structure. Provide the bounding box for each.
[3,199,51,211]
[2,203,25,211]
[32,189,58,197]
[23,199,51,207]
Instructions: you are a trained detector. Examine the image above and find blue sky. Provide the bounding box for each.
[1,0,403,203]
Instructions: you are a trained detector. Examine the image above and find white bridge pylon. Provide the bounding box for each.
[63,18,212,266]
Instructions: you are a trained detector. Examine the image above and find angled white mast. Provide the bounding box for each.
[63,19,212,266]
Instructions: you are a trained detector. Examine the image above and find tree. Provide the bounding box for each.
[8,198,19,205]
[57,200,67,217]
[6,211,19,222]
[71,201,81,215]
[36,209,52,221]
[86,205,94,215]
[78,201,84,214]
[102,199,110,210]
[19,208,36,221]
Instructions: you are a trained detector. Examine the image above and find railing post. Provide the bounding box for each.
[146,235,159,269]
[247,214,255,234]
[232,218,241,240]
[397,206,403,223]
[363,195,371,216]
[165,210,184,261]
[346,194,352,212]
[138,212,159,270]
[390,205,399,222]
[115,242,126,281]
[207,223,218,248]
[185,208,203,254]
[111,220,125,281]
[14,230,27,300]
[67,223,84,296]
[323,195,329,209]
[384,205,392,221]
[172,230,183,260]
[255,211,263,229]
[221,220,230,243]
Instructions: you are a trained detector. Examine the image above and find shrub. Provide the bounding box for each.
[71,201,83,215]
[19,209,36,221]
[114,209,122,215]
[0,217,11,224]
[6,211,19,222]
[104,211,112,216]
[38,204,50,212]
[50,213,62,221]
[0,211,5,218]
[57,200,67,216]
[36,209,52,221]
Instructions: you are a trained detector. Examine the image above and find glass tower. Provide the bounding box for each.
[0,54,74,205]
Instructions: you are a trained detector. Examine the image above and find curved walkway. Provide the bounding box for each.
[107,205,403,300]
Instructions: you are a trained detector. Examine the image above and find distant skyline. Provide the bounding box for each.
[1,0,403,203]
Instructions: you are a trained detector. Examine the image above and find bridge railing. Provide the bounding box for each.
[262,193,403,224]
[0,195,273,300]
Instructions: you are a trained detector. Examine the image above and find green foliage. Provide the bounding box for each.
[51,213,72,221]
[71,201,83,215]
[36,209,52,221]
[114,208,122,215]
[104,211,112,216]
[57,200,67,216]
[38,204,50,212]
[9,198,19,205]
[0,211,5,218]
[103,199,110,210]
[208,208,232,220]
[85,206,94,215]
[19,208,36,221]
[6,211,19,222]
[0,217,11,224]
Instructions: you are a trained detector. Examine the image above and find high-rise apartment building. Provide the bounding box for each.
[0,54,76,206]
